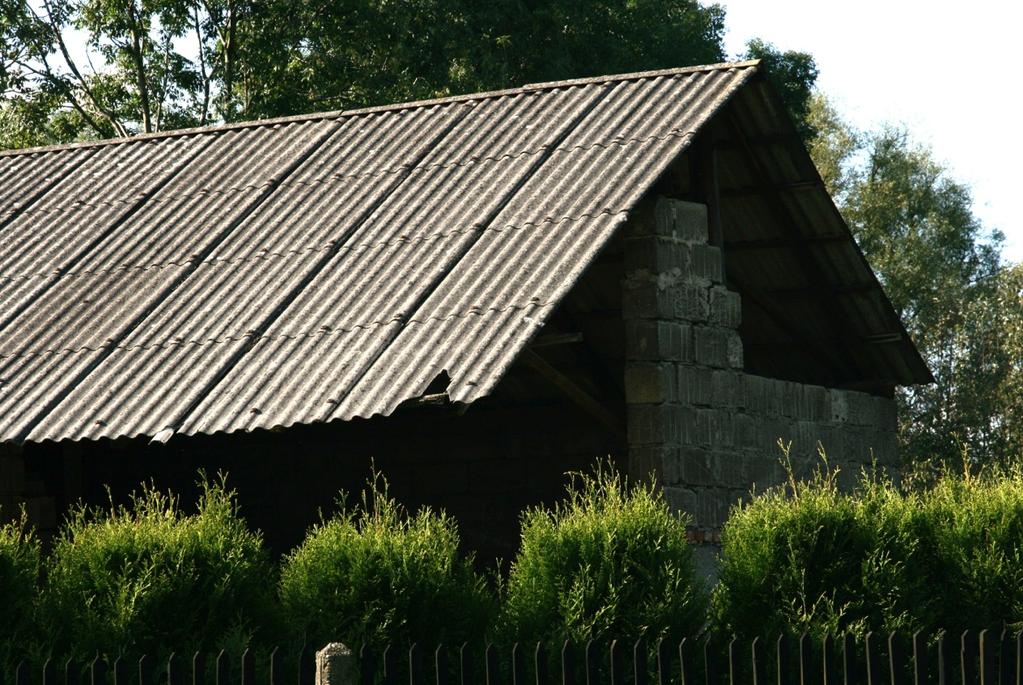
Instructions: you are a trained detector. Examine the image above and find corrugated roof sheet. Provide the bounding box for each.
[0,60,925,445]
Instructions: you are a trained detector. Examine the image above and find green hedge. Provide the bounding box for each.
[278,474,493,650]
[0,509,40,667]
[712,461,1023,638]
[40,475,273,660]
[500,464,706,643]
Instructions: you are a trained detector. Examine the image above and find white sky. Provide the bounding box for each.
[719,0,1023,263]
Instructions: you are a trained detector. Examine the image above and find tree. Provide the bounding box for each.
[743,38,818,140]
[1,0,728,148]
[808,95,1017,467]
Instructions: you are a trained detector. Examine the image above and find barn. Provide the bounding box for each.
[0,60,930,560]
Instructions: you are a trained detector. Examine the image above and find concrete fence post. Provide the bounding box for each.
[316,643,355,685]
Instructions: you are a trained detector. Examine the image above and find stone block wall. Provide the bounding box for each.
[623,198,898,537]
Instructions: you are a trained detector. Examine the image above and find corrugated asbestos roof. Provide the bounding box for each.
[0,60,925,445]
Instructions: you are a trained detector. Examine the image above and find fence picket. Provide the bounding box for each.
[65,658,79,685]
[192,653,206,685]
[704,637,717,685]
[168,653,184,685]
[585,642,597,685]
[822,635,837,685]
[409,644,425,685]
[214,650,228,685]
[241,650,254,685]
[536,642,549,685]
[864,632,881,685]
[840,633,856,685]
[300,647,315,685]
[139,655,153,685]
[634,639,647,685]
[485,645,499,685]
[112,658,126,685]
[656,640,670,685]
[512,644,525,685]
[751,638,766,685]
[888,632,906,685]
[727,638,738,685]
[16,661,29,685]
[270,647,284,685]
[89,654,105,685]
[561,642,575,685]
[937,635,948,685]
[459,643,472,685]
[777,635,791,685]
[799,633,811,685]
[678,639,690,685]
[359,646,376,685]
[436,645,449,685]
[1015,632,1023,685]
[980,630,996,685]
[912,631,927,685]
[610,641,625,685]
[963,631,978,685]
[998,630,1011,685]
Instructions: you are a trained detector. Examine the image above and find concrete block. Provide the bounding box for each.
[681,406,712,447]
[655,198,709,243]
[743,374,770,414]
[629,445,677,482]
[691,244,724,284]
[627,404,683,445]
[802,384,829,422]
[624,236,692,274]
[845,391,877,426]
[726,330,744,369]
[677,446,716,487]
[622,279,674,319]
[877,397,898,433]
[711,370,740,408]
[625,320,693,361]
[664,485,699,518]
[708,286,742,328]
[829,389,850,423]
[673,284,710,322]
[678,364,714,407]
[694,326,729,368]
[734,412,758,449]
[707,409,735,448]
[625,362,678,404]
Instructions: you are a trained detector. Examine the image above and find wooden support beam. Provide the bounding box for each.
[721,180,820,198]
[724,234,848,251]
[529,332,584,348]
[762,282,876,298]
[521,349,625,437]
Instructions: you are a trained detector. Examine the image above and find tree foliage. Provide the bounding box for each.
[809,95,1019,468]
[1,0,727,147]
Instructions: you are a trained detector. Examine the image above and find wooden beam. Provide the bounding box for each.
[725,234,848,251]
[521,349,625,437]
[529,332,584,348]
[762,282,876,298]
[721,180,820,198]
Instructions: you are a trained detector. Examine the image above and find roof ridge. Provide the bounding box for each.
[0,60,759,159]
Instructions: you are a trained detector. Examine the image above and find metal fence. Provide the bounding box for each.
[6,630,1023,685]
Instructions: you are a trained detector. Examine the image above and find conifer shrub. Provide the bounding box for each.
[499,463,706,643]
[278,473,493,650]
[0,509,40,666]
[40,475,273,660]
[712,446,1023,638]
